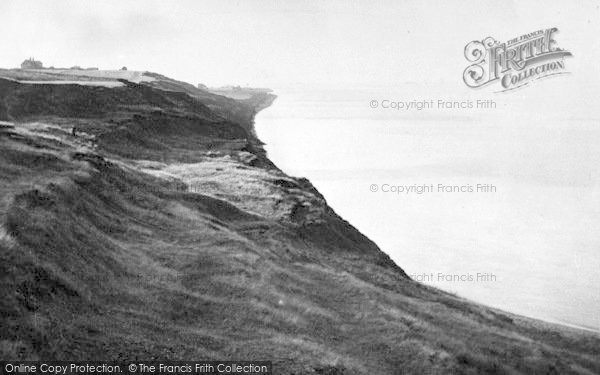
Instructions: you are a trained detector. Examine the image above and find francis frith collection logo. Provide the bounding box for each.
[463,28,572,91]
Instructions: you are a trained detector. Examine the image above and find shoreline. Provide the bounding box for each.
[252,89,600,337]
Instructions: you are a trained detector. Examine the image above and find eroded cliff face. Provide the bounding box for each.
[0,72,598,374]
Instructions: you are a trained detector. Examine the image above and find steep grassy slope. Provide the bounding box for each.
[0,74,599,374]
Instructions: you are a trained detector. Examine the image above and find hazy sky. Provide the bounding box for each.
[1,0,599,88]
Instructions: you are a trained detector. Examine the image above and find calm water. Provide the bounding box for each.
[255,81,600,331]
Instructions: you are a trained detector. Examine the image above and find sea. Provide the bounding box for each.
[254,80,600,331]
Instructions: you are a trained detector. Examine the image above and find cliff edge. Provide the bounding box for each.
[0,70,598,374]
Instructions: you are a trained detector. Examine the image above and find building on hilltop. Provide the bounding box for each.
[21,58,43,69]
